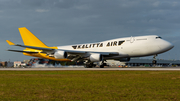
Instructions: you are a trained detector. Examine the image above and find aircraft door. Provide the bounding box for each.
[130,36,135,43]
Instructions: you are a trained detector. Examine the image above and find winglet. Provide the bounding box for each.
[6,40,15,45]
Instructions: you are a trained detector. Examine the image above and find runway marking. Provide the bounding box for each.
[0,67,180,71]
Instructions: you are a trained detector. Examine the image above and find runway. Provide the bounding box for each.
[0,67,180,71]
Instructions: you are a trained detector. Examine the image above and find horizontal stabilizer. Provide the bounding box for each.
[6,40,56,51]
[14,44,55,51]
[6,40,15,45]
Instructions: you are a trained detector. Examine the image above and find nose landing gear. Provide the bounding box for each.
[152,55,157,65]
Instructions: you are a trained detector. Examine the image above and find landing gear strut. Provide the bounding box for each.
[152,54,157,64]
[100,60,107,68]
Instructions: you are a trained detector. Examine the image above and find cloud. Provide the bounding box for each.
[20,0,45,7]
[152,1,160,7]
[35,9,49,13]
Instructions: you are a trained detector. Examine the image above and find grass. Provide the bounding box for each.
[0,71,180,101]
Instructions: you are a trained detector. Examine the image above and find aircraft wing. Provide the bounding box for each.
[57,49,119,55]
[6,40,120,56]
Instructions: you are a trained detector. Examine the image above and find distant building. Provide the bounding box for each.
[0,61,13,67]
[14,61,21,67]
[0,61,7,67]
[99,59,180,67]
[7,61,14,67]
[14,61,26,68]
[126,59,180,67]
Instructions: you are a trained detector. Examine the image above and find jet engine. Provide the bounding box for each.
[89,54,103,62]
[54,50,67,59]
[117,58,130,62]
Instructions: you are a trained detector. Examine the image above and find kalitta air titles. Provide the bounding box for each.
[72,40,125,49]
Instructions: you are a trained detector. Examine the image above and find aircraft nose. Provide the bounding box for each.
[169,43,174,49]
[159,40,174,52]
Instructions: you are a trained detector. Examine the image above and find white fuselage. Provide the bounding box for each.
[57,35,174,59]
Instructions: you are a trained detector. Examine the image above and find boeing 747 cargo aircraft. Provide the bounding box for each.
[6,27,174,68]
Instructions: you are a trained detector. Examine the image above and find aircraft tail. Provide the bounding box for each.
[18,27,48,47]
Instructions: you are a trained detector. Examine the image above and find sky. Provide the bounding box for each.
[0,0,180,61]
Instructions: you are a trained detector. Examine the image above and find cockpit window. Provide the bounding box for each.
[156,36,162,39]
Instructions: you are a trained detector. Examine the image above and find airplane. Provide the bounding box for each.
[6,27,174,68]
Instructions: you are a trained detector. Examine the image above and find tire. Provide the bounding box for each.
[85,63,93,68]
[152,60,157,64]
[100,65,104,68]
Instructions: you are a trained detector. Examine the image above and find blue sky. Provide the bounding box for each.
[0,0,180,61]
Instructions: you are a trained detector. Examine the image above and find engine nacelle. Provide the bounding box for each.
[89,54,103,62]
[54,51,67,59]
[117,58,131,62]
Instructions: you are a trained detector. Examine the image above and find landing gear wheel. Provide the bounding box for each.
[152,60,157,64]
[85,63,96,68]
[85,64,92,68]
[152,54,157,65]
[100,63,106,68]
[100,65,104,68]
[152,54,158,65]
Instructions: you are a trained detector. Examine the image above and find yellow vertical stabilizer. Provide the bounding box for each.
[18,27,48,47]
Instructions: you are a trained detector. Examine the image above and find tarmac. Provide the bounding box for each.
[0,67,180,71]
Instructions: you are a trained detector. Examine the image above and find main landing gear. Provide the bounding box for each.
[100,60,107,68]
[85,60,107,68]
[85,62,96,68]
